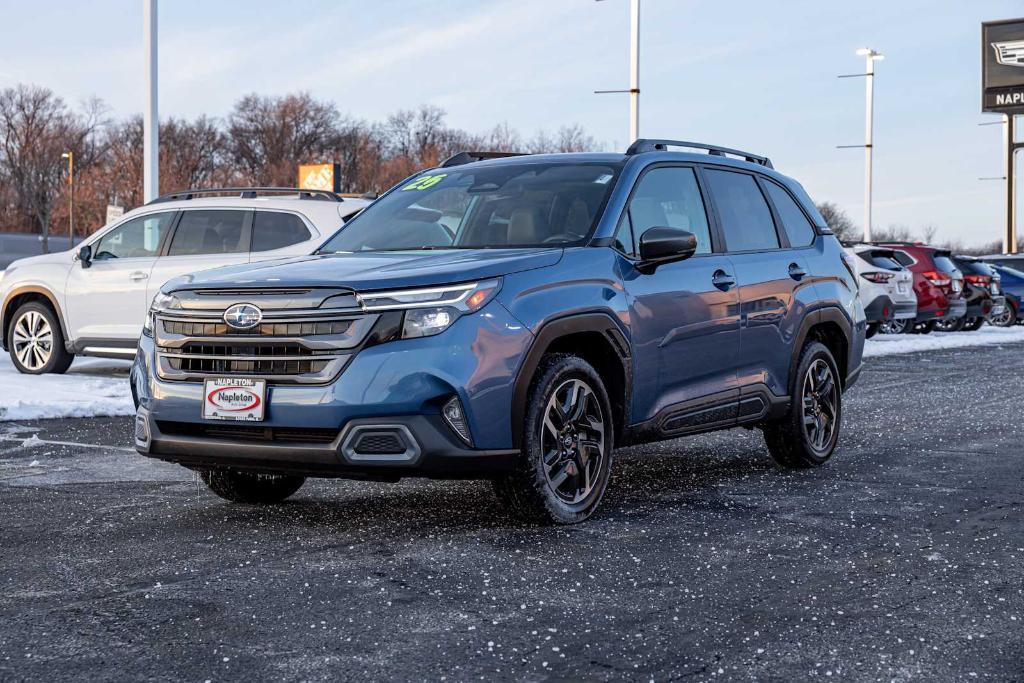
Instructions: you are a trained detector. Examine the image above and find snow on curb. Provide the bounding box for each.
[864,325,1024,357]
[0,354,134,421]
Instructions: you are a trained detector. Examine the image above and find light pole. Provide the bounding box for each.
[595,0,641,142]
[838,47,884,242]
[61,152,74,247]
[143,0,159,203]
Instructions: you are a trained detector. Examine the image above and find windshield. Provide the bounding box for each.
[320,162,622,252]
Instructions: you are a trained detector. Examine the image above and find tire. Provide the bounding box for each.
[934,317,964,332]
[200,469,305,504]
[865,323,879,339]
[988,305,1016,327]
[908,320,936,334]
[961,317,985,332]
[6,302,74,375]
[492,353,614,525]
[879,318,910,335]
[762,341,842,469]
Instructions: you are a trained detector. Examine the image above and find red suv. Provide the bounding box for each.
[877,243,966,333]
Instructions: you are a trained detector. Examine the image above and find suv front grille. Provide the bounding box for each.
[163,320,352,337]
[153,289,379,385]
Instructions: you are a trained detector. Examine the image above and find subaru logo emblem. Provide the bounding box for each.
[223,303,263,330]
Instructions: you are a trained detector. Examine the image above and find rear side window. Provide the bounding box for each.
[891,251,915,267]
[704,169,779,252]
[168,210,247,256]
[764,181,815,247]
[619,166,713,255]
[252,212,312,252]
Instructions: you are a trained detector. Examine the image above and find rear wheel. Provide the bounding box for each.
[908,320,936,334]
[492,354,614,525]
[6,302,74,375]
[961,317,985,332]
[989,305,1017,327]
[865,323,879,339]
[762,341,842,469]
[879,318,910,335]
[200,469,305,504]
[934,317,965,332]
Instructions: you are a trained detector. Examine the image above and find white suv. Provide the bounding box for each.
[843,244,917,337]
[0,188,368,374]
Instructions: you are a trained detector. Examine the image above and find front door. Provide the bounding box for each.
[64,211,176,343]
[616,165,741,423]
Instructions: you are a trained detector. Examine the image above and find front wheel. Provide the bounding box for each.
[200,469,305,504]
[492,354,614,525]
[762,341,842,469]
[7,302,74,375]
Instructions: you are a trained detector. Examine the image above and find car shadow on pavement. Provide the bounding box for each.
[164,435,786,534]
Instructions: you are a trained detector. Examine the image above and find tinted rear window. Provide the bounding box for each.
[860,251,903,270]
[891,251,915,267]
[955,260,992,276]
[932,255,958,274]
[703,169,779,251]
[252,212,311,252]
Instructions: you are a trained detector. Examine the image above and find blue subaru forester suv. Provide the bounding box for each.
[132,140,865,524]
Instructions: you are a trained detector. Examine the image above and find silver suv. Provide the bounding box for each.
[0,188,367,374]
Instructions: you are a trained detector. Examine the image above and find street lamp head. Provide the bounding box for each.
[61,152,71,159]
[856,47,884,60]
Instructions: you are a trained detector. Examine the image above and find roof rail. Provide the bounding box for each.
[625,139,773,169]
[146,187,346,205]
[440,151,528,168]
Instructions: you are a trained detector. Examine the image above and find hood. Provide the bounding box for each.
[4,249,73,272]
[165,248,563,293]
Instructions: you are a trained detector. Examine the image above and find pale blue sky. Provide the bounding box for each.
[2,0,1022,246]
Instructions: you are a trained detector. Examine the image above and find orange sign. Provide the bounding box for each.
[298,163,340,192]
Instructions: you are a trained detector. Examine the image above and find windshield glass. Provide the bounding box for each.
[320,162,622,252]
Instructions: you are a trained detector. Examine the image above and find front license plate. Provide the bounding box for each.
[203,378,266,421]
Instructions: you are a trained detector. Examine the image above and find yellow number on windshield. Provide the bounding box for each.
[401,174,447,191]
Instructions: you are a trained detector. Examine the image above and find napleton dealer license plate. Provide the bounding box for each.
[203,378,266,421]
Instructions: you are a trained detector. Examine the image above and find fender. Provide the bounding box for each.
[789,304,854,393]
[510,311,632,449]
[1,284,71,351]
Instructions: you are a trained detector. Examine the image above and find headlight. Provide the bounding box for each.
[143,292,181,336]
[359,279,501,339]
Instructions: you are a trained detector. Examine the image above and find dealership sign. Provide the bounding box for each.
[983,18,1024,113]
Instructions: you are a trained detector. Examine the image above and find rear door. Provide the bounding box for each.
[64,210,176,343]
[146,209,252,308]
[702,167,809,398]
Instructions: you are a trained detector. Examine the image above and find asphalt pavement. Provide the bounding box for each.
[1,343,1022,681]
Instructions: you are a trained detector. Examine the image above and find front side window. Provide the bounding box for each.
[623,167,712,255]
[764,180,816,247]
[319,162,622,252]
[168,210,247,256]
[704,169,779,252]
[93,212,174,260]
[252,212,311,252]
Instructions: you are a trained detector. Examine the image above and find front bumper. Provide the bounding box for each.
[132,300,532,479]
[135,406,517,479]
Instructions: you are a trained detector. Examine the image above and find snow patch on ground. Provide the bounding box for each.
[0,353,134,421]
[864,325,1024,357]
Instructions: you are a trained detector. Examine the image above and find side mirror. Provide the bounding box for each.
[77,245,92,269]
[638,227,697,271]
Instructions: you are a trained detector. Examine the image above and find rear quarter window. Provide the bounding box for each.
[252,212,313,252]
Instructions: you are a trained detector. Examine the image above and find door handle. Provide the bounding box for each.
[712,270,736,290]
[129,271,149,281]
[788,263,807,280]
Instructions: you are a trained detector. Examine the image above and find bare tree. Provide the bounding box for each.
[920,223,938,245]
[0,84,106,251]
[815,202,858,243]
[227,93,339,186]
[871,224,916,243]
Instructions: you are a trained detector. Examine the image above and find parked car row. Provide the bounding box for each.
[843,241,1015,335]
